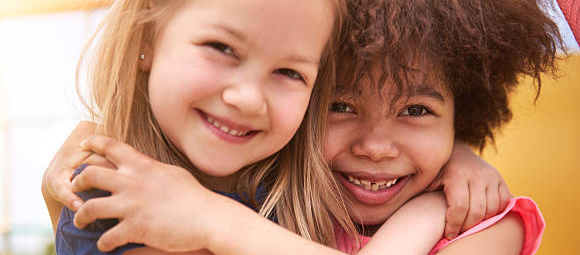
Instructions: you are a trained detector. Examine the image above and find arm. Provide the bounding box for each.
[434,213,524,255]
[41,121,97,231]
[71,136,345,254]
[358,192,447,255]
[73,136,447,255]
[209,193,445,255]
[429,140,512,239]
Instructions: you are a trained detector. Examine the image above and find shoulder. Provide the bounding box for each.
[434,212,524,255]
[430,197,545,255]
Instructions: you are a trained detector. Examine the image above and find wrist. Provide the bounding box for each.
[194,189,233,251]
[204,193,261,255]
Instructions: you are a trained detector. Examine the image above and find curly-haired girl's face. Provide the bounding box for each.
[323,74,455,226]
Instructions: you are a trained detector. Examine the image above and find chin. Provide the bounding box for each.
[190,157,240,176]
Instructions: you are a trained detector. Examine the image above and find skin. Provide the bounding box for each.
[70,136,449,255]
[141,0,333,191]
[45,0,335,253]
[325,75,455,229]
[40,0,512,253]
[67,74,522,255]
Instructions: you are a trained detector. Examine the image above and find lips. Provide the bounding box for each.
[336,171,408,205]
[197,109,260,144]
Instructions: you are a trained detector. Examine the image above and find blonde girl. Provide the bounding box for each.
[46,0,362,253]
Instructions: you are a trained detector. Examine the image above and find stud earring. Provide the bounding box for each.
[139,54,145,60]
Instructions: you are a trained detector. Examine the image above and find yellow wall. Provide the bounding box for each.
[483,54,580,255]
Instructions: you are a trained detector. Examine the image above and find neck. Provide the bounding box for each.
[355,222,382,236]
[199,170,243,193]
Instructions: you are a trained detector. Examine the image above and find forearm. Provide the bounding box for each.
[41,179,63,233]
[207,195,345,255]
[359,192,446,255]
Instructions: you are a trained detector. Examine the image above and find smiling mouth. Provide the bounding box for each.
[344,174,401,192]
[205,115,252,136]
[198,110,258,137]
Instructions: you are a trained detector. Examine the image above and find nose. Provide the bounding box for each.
[222,82,267,115]
[351,126,400,161]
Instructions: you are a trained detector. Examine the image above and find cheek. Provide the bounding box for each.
[268,86,313,134]
[415,129,454,175]
[399,122,454,178]
[323,122,356,164]
[149,50,227,104]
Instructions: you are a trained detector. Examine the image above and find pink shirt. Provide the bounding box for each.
[336,197,545,255]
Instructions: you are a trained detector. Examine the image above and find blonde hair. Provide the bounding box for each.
[77,0,357,248]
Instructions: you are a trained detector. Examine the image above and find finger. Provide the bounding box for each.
[84,153,116,169]
[461,183,486,232]
[484,185,500,219]
[46,169,84,211]
[80,135,144,167]
[97,222,132,252]
[71,165,123,193]
[70,150,94,173]
[498,182,512,211]
[73,196,126,229]
[443,182,469,239]
[54,180,84,211]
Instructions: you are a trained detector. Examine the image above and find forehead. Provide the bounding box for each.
[336,65,449,102]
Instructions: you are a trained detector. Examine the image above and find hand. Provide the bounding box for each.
[426,141,512,240]
[72,135,222,253]
[42,121,100,230]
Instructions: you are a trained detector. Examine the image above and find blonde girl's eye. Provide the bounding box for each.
[205,42,236,57]
[399,105,431,117]
[330,102,355,114]
[274,68,306,83]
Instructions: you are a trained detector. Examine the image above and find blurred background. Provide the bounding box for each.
[0,0,578,254]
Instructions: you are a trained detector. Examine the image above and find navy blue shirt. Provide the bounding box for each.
[55,165,271,255]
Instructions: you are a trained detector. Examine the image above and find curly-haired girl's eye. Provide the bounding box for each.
[330,102,355,113]
[400,105,430,116]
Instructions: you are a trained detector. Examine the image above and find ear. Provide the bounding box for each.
[138,44,154,71]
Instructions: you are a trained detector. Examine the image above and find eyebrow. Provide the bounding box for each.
[335,84,356,96]
[407,85,445,102]
[209,23,248,42]
[209,23,318,67]
[286,54,319,67]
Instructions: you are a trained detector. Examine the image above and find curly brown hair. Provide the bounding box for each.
[338,0,562,150]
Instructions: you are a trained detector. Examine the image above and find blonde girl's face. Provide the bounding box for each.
[324,73,455,226]
[146,0,335,190]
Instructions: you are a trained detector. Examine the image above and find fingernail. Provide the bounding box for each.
[72,200,82,211]
[446,233,457,240]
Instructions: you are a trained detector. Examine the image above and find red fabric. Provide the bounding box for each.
[557,0,580,45]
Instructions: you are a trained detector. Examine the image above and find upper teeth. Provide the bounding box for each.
[347,175,399,191]
[206,116,250,136]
